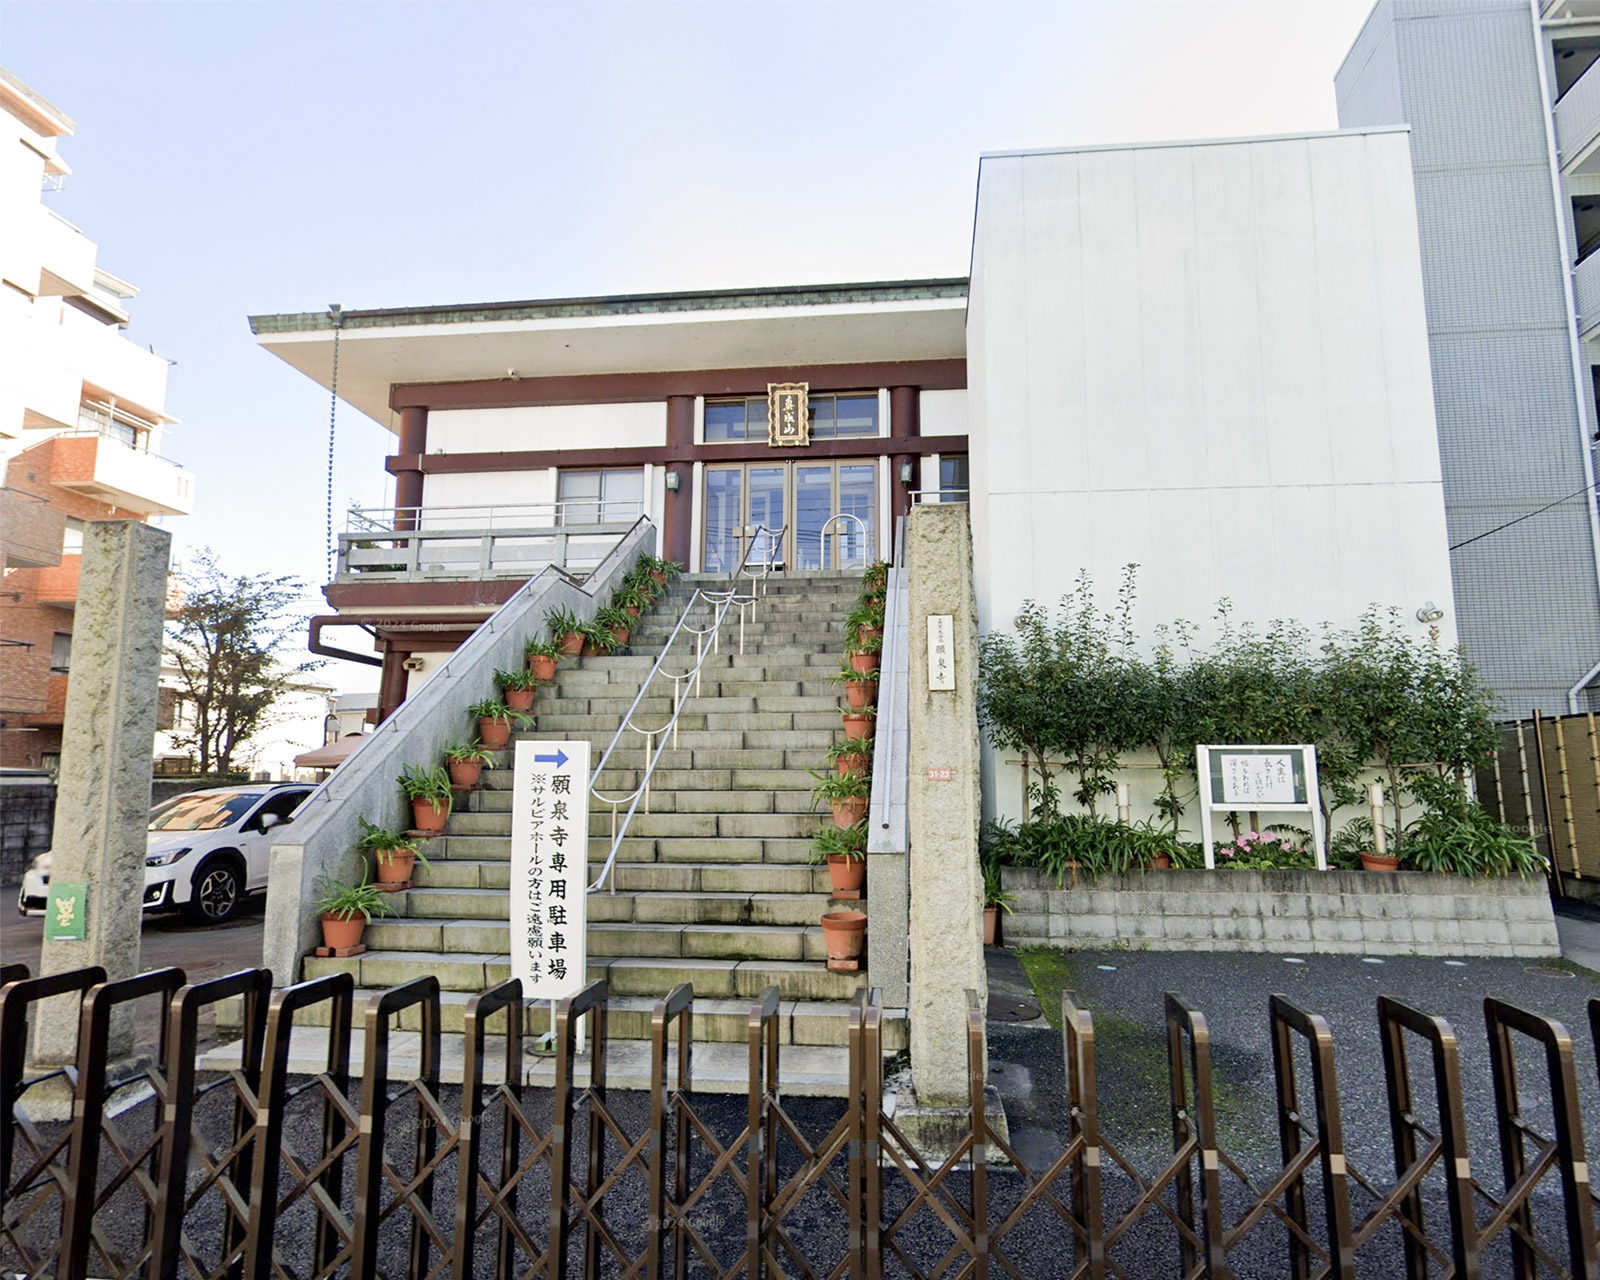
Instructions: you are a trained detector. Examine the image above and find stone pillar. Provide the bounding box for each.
[905,503,985,1105]
[890,386,920,529]
[663,395,694,567]
[31,520,171,1067]
[394,406,428,530]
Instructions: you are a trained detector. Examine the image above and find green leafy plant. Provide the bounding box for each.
[827,738,873,767]
[1400,775,1545,878]
[545,605,582,637]
[984,814,1146,886]
[862,561,891,597]
[845,597,885,633]
[614,581,654,612]
[311,869,397,923]
[441,740,494,764]
[356,816,429,869]
[829,662,880,685]
[982,863,1016,913]
[467,697,534,726]
[397,763,452,803]
[495,667,541,692]
[810,820,868,863]
[524,637,561,660]
[808,767,871,809]
[1213,830,1314,871]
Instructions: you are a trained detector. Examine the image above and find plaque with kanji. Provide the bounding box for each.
[767,383,809,447]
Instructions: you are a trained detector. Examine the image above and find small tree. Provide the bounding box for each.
[165,549,316,776]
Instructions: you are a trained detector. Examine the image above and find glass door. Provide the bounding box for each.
[703,467,743,574]
[747,466,786,567]
[703,460,878,572]
[795,465,834,570]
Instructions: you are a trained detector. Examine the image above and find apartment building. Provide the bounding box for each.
[0,68,196,770]
[1336,0,1600,716]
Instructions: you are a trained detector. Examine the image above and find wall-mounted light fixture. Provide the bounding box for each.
[1415,601,1445,623]
[665,469,681,493]
[897,460,914,485]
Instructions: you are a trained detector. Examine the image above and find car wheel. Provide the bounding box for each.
[187,857,244,924]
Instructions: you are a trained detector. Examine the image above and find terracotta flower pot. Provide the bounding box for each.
[844,680,875,713]
[1151,853,1172,870]
[1360,852,1400,872]
[848,651,879,675]
[528,654,558,682]
[504,687,536,713]
[820,910,867,962]
[983,906,998,947]
[479,715,512,749]
[842,713,875,741]
[624,604,641,621]
[858,624,882,646]
[610,626,630,647]
[836,753,870,777]
[557,631,584,658]
[412,796,448,832]
[826,855,866,896]
[831,796,868,827]
[448,758,484,790]
[651,570,668,588]
[375,849,417,884]
[320,912,365,950]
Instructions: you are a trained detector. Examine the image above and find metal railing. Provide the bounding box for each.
[586,525,785,894]
[345,500,645,534]
[7,962,1600,1279]
[867,515,909,856]
[335,517,642,582]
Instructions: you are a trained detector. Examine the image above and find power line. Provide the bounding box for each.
[1448,480,1600,552]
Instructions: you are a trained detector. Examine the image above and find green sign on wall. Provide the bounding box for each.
[44,882,87,941]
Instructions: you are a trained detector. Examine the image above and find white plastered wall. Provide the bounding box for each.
[967,128,1457,824]
[428,401,666,453]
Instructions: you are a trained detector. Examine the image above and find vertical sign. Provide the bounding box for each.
[767,382,810,447]
[927,614,955,691]
[44,882,87,941]
[511,739,591,1000]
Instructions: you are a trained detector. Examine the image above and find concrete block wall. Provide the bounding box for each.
[0,775,53,884]
[1001,868,1559,958]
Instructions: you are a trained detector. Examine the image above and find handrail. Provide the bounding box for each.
[586,525,787,894]
[867,515,909,855]
[818,512,870,570]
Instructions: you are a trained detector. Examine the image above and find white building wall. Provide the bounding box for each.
[967,128,1454,656]
[917,388,966,437]
[428,402,666,453]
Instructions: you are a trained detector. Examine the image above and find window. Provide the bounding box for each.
[50,632,71,674]
[557,469,645,524]
[62,518,85,554]
[704,393,879,442]
[938,455,969,503]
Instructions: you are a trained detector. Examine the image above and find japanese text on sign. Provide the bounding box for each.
[511,740,591,1001]
[927,614,955,691]
[1218,752,1297,806]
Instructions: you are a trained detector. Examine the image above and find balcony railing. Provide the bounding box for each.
[1575,250,1600,340]
[1557,54,1600,171]
[335,503,646,583]
[47,432,195,517]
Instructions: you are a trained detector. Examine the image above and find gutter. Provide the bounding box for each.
[308,615,382,667]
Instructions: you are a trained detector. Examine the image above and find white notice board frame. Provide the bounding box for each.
[1196,744,1326,871]
[511,739,591,1002]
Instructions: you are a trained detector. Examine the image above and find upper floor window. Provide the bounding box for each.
[938,455,969,503]
[50,632,71,674]
[557,468,644,525]
[704,393,879,442]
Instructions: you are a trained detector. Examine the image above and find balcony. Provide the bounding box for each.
[1557,55,1600,173]
[35,208,101,302]
[1577,251,1600,342]
[34,553,80,607]
[0,487,64,569]
[46,431,195,516]
[334,503,643,584]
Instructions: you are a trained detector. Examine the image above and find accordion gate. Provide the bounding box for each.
[3,959,1600,1280]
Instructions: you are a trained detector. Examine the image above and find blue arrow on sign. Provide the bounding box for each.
[533,748,569,768]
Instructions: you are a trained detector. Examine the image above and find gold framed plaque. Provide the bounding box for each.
[767,383,809,447]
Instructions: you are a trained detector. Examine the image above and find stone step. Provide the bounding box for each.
[412,859,833,895]
[432,834,817,863]
[458,787,827,817]
[265,988,902,1051]
[362,918,834,963]
[303,951,868,1003]
[444,810,821,841]
[480,764,822,791]
[404,886,850,927]
[200,1027,861,1095]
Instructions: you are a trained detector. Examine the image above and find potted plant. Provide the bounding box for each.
[861,561,890,603]
[646,556,683,589]
[525,637,560,683]
[469,698,531,750]
[594,604,632,649]
[357,816,429,885]
[399,763,452,832]
[842,703,877,741]
[546,606,584,658]
[615,581,653,621]
[820,909,867,965]
[832,663,879,713]
[443,740,493,790]
[312,869,395,950]
[1361,849,1400,873]
[810,767,872,828]
[846,598,885,649]
[982,864,1015,946]
[496,667,541,713]
[810,819,868,896]
[827,737,873,778]
[847,627,882,675]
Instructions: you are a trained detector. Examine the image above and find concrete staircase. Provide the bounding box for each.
[292,570,902,1091]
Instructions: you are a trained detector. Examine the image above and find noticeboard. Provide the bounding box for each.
[1196,745,1326,870]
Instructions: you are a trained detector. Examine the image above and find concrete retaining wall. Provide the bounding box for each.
[1001,867,1560,958]
[0,774,54,885]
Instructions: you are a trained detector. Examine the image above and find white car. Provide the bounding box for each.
[17,783,314,924]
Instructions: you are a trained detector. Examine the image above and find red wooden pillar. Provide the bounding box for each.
[662,395,694,567]
[890,386,920,531]
[395,406,427,530]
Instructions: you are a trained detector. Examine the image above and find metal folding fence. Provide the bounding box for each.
[4,962,1600,1279]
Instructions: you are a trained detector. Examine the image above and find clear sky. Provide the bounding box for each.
[4,0,1375,690]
